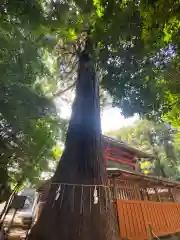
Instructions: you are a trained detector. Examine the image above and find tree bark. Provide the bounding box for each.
[153,149,167,178]
[28,37,120,240]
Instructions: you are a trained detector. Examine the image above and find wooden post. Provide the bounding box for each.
[135,184,141,200]
[169,188,175,202]
[154,188,161,202]
[112,176,117,200]
[111,176,121,236]
[145,188,150,201]
[147,224,153,240]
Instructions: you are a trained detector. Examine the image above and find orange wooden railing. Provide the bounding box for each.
[116,200,180,240]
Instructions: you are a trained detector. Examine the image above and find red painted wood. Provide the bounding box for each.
[106,146,135,159]
[116,200,180,240]
[104,145,137,169]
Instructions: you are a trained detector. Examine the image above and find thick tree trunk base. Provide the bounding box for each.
[28,184,120,240]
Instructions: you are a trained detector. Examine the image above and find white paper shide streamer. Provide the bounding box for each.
[55,184,61,201]
[93,186,98,204]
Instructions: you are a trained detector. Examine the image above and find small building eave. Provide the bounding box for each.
[106,167,180,189]
[103,135,154,159]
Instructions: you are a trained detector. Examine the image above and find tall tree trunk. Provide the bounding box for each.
[28,37,120,240]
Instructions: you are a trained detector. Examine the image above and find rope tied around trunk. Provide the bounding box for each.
[51,182,113,214]
[51,182,111,188]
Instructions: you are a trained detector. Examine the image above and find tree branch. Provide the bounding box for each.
[53,82,76,98]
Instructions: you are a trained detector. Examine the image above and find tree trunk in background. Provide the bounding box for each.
[147,131,167,178]
[153,149,167,178]
[28,38,120,240]
[163,139,177,167]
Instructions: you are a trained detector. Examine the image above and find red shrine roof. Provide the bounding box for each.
[103,135,154,160]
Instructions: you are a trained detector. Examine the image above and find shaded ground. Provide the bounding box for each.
[8,228,28,240]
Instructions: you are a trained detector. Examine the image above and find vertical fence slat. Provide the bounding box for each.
[116,200,180,240]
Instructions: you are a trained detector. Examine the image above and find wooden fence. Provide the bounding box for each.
[112,179,179,202]
[116,200,180,240]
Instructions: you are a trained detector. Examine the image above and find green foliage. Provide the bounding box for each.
[47,0,180,128]
[106,119,180,179]
[52,145,63,161]
[140,161,152,175]
[1,0,180,197]
[0,0,69,200]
